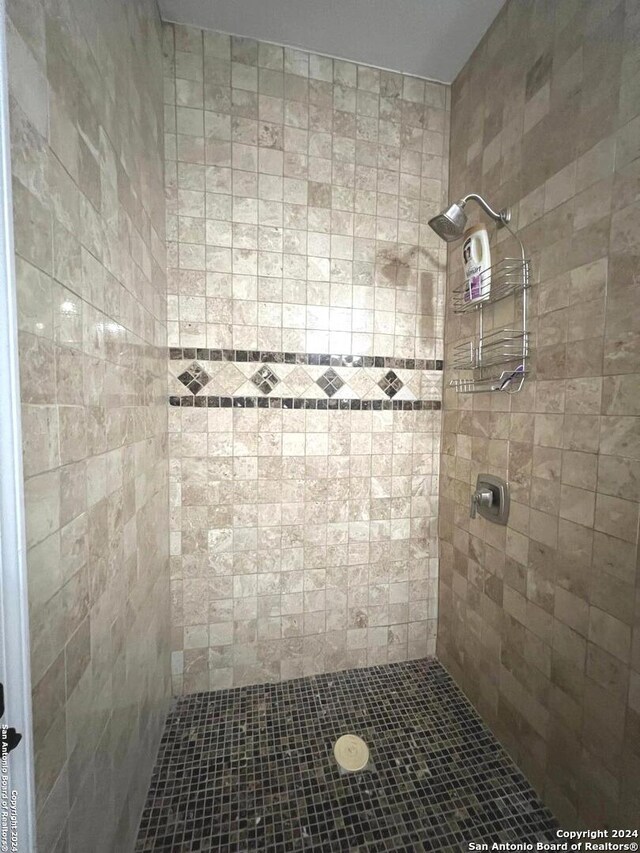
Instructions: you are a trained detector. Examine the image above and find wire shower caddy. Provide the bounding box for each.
[448,224,531,394]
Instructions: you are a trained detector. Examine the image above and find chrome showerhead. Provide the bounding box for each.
[428,193,512,242]
[428,200,468,242]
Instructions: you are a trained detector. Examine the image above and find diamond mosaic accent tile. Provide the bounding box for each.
[316,367,345,397]
[135,659,557,852]
[251,364,280,394]
[378,369,404,398]
[176,361,211,394]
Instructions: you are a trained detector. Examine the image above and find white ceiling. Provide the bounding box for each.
[158,0,505,83]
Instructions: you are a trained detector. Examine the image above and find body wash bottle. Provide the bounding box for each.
[462,225,491,303]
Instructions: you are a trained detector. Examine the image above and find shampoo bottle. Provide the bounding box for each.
[462,225,491,303]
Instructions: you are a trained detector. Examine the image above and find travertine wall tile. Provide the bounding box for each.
[164,23,449,692]
[438,0,640,829]
[7,0,170,849]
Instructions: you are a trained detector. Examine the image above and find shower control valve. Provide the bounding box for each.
[469,474,510,524]
[470,486,493,519]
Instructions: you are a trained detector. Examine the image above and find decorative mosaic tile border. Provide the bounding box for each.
[169,348,444,372]
[169,358,442,404]
[169,396,441,410]
[168,348,444,408]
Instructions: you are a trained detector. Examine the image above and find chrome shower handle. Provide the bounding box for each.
[470,486,493,519]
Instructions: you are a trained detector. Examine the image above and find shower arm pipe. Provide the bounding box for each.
[460,193,508,223]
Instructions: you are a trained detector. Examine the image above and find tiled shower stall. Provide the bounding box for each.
[4,0,640,849]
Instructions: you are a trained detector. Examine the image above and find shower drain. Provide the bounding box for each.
[333,734,369,772]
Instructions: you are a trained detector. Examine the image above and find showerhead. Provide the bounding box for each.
[428,193,512,242]
[428,200,468,242]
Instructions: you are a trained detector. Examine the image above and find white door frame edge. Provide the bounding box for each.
[0,0,37,849]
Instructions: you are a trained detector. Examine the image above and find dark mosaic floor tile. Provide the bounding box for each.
[135,659,557,852]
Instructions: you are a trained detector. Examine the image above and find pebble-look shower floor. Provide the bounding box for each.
[135,659,557,851]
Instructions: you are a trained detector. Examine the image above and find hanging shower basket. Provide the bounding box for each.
[448,233,531,394]
[450,258,530,314]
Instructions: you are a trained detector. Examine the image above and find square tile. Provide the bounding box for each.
[251,364,280,394]
[379,370,404,398]
[177,361,212,394]
[316,368,345,397]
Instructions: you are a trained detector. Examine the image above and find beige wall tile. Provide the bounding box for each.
[438,0,640,831]
[8,1,171,849]
[166,24,447,692]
